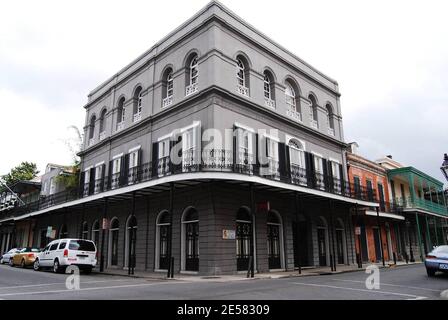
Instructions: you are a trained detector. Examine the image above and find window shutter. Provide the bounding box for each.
[195,124,201,169]
[79,171,85,197]
[322,158,328,192]
[284,144,291,182]
[338,163,344,195]
[253,133,259,175]
[120,154,129,186]
[232,125,237,171]
[136,149,142,181]
[107,160,113,189]
[327,161,334,193]
[152,142,158,177]
[169,139,176,174]
[305,152,315,188]
[278,142,286,181]
[89,167,96,195]
[101,164,106,192]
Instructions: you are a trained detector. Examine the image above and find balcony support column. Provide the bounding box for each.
[424,214,432,251]
[294,192,301,274]
[376,207,385,266]
[415,213,425,261]
[407,173,416,205]
[433,217,440,247]
[434,184,441,205]
[418,177,425,201]
[99,197,108,272]
[328,199,336,272]
[167,182,174,278]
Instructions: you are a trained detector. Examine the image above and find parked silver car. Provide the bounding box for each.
[425,245,448,277]
[0,248,21,264]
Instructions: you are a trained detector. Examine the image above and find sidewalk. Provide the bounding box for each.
[93,261,423,282]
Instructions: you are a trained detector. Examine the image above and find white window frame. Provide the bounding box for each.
[235,123,254,170]
[190,57,198,85]
[236,59,245,87]
[167,72,173,98]
[94,162,104,194]
[181,121,201,172]
[263,74,271,99]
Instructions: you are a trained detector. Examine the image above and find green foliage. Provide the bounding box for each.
[55,161,80,191]
[1,162,39,185]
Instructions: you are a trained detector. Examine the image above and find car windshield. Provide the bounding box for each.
[69,240,96,252]
[434,246,448,254]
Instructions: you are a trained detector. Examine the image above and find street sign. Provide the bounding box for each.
[222,229,236,240]
[102,218,109,230]
[355,227,361,235]
[46,226,53,238]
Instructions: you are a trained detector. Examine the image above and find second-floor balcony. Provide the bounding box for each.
[236,85,249,97]
[310,119,318,130]
[4,149,383,221]
[393,196,448,216]
[328,127,335,136]
[133,112,142,123]
[99,131,106,141]
[88,138,95,147]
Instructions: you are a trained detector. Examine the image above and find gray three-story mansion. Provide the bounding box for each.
[1,1,379,275]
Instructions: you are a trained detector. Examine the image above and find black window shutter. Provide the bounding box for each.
[79,171,85,197]
[338,163,344,195]
[305,152,315,188]
[107,160,113,189]
[169,139,176,174]
[137,149,143,181]
[253,133,259,175]
[89,167,95,195]
[152,142,158,177]
[327,160,334,193]
[120,154,129,186]
[322,158,328,191]
[278,142,286,181]
[101,164,106,192]
[232,125,237,171]
[285,144,291,182]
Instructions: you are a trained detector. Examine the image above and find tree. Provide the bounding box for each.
[1,162,39,186]
[55,126,83,191]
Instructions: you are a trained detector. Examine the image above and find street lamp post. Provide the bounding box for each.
[441,153,448,182]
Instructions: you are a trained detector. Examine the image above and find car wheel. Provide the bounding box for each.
[427,268,436,277]
[53,260,61,273]
[33,259,40,271]
[21,259,26,268]
[9,258,14,267]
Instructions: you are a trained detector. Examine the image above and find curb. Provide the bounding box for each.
[91,262,424,282]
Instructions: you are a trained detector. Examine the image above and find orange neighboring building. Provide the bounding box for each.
[346,143,404,264]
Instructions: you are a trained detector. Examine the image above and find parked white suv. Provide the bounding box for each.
[34,238,97,274]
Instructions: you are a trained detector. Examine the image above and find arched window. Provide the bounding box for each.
[81,221,89,240]
[91,220,100,247]
[288,139,307,186]
[185,54,199,96]
[109,218,119,266]
[156,211,171,270]
[236,207,252,271]
[285,80,301,121]
[125,216,137,268]
[133,86,143,122]
[116,97,125,131]
[162,68,174,108]
[309,94,318,129]
[267,211,284,270]
[236,56,249,96]
[99,109,107,139]
[326,103,335,135]
[181,207,199,272]
[59,224,68,239]
[88,115,96,141]
[263,71,275,108]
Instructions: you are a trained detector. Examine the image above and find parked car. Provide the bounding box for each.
[34,238,97,274]
[0,248,21,264]
[10,247,41,268]
[425,245,448,277]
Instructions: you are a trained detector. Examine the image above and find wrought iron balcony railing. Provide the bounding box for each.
[392,196,448,216]
[2,149,386,220]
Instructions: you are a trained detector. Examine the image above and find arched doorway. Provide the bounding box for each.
[292,214,310,268]
[267,211,284,270]
[59,225,68,239]
[125,216,137,269]
[317,217,328,266]
[236,207,252,271]
[335,218,347,265]
[181,207,199,272]
[108,218,119,266]
[155,211,171,270]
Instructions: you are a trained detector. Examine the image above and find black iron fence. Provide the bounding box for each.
[2,149,378,219]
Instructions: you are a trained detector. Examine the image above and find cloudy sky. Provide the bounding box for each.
[1,0,447,185]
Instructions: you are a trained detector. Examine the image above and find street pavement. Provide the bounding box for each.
[0,263,447,300]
